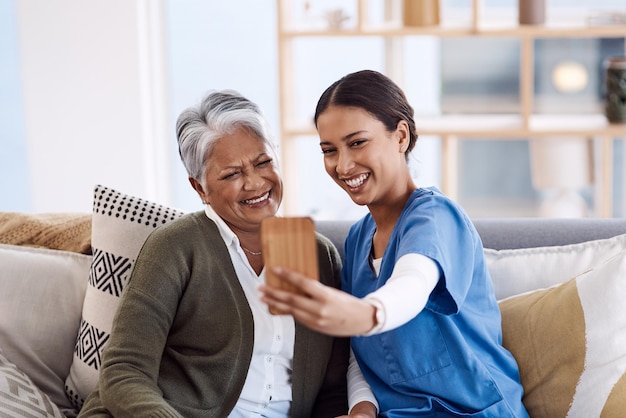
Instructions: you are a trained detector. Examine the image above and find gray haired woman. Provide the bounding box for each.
[78,90,350,417]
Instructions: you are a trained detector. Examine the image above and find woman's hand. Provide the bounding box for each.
[259,266,376,336]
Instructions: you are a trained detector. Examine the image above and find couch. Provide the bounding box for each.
[1,184,626,418]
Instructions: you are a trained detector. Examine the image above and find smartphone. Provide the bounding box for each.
[261,217,319,315]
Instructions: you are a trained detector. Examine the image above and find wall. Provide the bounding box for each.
[165,0,278,211]
[0,0,278,214]
[10,0,171,213]
[0,0,29,211]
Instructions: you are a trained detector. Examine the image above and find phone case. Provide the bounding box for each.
[261,216,319,315]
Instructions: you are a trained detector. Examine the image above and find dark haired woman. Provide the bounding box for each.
[261,70,529,417]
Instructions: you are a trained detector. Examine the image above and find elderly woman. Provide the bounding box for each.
[77,90,350,417]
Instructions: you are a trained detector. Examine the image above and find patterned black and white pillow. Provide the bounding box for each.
[64,185,184,411]
[0,348,65,418]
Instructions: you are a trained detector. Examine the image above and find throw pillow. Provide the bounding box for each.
[0,244,91,413]
[499,250,626,418]
[64,185,184,411]
[0,211,92,254]
[484,233,626,300]
[0,348,65,418]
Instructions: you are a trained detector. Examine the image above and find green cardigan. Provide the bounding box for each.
[78,211,348,417]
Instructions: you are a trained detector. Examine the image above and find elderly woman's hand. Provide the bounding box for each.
[259,266,376,337]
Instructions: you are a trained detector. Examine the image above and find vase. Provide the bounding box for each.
[403,0,439,27]
[518,0,545,25]
[604,56,626,123]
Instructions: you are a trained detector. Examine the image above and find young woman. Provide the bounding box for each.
[261,70,529,417]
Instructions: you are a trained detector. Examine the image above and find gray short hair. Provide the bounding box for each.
[176,90,278,185]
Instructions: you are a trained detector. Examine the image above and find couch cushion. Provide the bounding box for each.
[485,233,626,300]
[499,249,626,418]
[0,348,65,418]
[64,185,184,411]
[0,244,90,413]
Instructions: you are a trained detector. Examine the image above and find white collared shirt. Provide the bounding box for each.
[204,206,295,418]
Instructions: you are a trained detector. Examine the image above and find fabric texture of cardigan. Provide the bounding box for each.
[78,211,348,417]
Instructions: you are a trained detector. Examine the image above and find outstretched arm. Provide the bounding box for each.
[260,265,378,336]
[259,253,439,337]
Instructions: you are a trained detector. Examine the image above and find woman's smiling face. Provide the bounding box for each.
[317,105,409,208]
[199,126,282,233]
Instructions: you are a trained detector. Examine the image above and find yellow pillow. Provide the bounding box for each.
[499,250,626,418]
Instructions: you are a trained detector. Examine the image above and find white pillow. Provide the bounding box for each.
[0,348,65,418]
[484,233,626,300]
[0,244,91,412]
[64,185,184,411]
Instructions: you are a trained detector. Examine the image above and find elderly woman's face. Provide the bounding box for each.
[199,126,282,232]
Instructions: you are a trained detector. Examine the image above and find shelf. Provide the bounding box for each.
[418,114,626,138]
[276,0,626,217]
[529,115,626,136]
[284,114,626,139]
[279,23,626,39]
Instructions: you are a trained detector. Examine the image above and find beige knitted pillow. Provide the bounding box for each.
[0,211,91,254]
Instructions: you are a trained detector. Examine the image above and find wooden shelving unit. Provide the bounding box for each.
[277,0,626,217]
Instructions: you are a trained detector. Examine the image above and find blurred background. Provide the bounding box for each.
[1,0,625,219]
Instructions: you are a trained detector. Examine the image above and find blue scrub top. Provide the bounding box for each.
[343,187,528,417]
